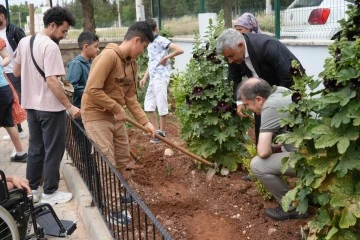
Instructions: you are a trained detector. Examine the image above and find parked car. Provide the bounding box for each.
[281,0,355,40]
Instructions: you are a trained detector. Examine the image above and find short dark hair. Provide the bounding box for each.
[124,21,154,43]
[146,18,157,31]
[43,6,76,28]
[237,78,272,100]
[77,31,99,49]
[0,5,7,19]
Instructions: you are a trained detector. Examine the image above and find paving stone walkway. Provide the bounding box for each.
[0,122,90,239]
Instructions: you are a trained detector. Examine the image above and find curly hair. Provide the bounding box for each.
[43,6,75,27]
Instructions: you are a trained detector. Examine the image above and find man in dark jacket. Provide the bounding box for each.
[0,4,26,141]
[216,28,303,145]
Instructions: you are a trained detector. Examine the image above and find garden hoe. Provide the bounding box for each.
[126,117,218,181]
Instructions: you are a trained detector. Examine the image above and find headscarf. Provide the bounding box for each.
[234,13,262,33]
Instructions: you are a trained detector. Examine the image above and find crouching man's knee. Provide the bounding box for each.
[250,156,263,177]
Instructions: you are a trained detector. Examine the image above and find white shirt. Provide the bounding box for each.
[237,41,258,105]
[244,41,258,78]
[0,28,15,73]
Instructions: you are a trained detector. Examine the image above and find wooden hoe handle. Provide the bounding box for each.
[126,118,215,168]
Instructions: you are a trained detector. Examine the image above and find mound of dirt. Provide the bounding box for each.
[126,115,311,240]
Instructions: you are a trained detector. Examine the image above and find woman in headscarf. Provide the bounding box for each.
[234,12,262,34]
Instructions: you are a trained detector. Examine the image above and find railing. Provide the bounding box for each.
[65,117,172,240]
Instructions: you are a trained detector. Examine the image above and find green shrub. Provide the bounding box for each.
[278,3,360,239]
[173,11,252,171]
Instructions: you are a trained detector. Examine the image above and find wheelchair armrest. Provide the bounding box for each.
[0,170,9,204]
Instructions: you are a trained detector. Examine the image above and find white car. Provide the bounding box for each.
[281,0,355,40]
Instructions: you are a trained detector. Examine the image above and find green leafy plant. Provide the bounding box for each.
[173,11,252,171]
[278,2,360,239]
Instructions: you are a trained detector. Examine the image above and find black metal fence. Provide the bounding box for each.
[65,117,172,240]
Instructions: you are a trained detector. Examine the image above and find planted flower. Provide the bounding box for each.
[323,77,341,92]
[215,101,230,112]
[289,64,305,77]
[291,92,302,104]
[206,51,222,64]
[192,86,204,96]
[349,78,360,90]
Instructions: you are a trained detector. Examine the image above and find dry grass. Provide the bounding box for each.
[63,13,275,42]
[255,12,275,34]
[162,15,199,36]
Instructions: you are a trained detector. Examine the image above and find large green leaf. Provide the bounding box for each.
[308,156,337,175]
[334,146,360,177]
[337,138,350,154]
[337,67,360,82]
[325,227,338,239]
[213,131,228,144]
[331,111,351,128]
[339,205,357,228]
[314,134,339,149]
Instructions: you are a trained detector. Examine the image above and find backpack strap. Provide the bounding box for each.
[30,35,46,80]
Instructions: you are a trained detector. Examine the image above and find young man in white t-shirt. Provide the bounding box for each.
[139,18,184,143]
[13,6,80,205]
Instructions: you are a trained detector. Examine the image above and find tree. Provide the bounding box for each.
[80,0,95,32]
[223,0,232,28]
[9,4,28,29]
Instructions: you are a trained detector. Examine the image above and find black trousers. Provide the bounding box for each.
[26,110,66,194]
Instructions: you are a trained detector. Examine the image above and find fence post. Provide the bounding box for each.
[157,0,161,30]
[200,0,206,13]
[274,0,280,39]
[29,4,35,36]
[5,0,9,22]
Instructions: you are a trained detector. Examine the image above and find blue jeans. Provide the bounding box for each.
[26,109,66,194]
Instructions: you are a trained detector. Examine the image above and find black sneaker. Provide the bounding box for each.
[109,210,132,226]
[10,153,28,163]
[120,192,135,205]
[241,175,255,182]
[150,130,166,144]
[264,205,308,221]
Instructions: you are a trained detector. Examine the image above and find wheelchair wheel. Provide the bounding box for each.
[0,205,20,240]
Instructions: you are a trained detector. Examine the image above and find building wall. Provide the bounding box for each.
[59,38,331,81]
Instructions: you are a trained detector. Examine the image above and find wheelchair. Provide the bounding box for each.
[0,170,77,240]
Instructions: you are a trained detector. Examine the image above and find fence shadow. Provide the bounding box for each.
[65,116,172,240]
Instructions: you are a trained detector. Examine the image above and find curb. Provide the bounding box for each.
[61,159,112,240]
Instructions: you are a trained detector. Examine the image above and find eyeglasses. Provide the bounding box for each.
[58,27,68,36]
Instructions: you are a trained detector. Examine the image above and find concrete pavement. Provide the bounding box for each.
[0,122,111,240]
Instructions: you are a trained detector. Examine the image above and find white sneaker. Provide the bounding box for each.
[3,131,27,141]
[31,189,41,203]
[11,148,16,158]
[41,190,72,206]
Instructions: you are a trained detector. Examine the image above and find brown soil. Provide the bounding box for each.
[126,114,311,240]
